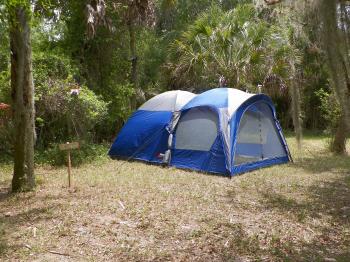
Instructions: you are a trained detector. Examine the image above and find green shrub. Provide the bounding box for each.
[35,142,109,166]
[0,69,13,157]
[33,53,109,147]
[315,88,341,133]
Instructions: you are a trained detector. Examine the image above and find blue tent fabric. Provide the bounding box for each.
[171,135,227,175]
[229,95,291,173]
[182,88,229,109]
[108,88,291,176]
[108,110,172,163]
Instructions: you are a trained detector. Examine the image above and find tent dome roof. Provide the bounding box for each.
[182,88,267,116]
[139,90,196,112]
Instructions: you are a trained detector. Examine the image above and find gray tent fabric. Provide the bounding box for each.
[175,108,218,151]
[234,102,287,165]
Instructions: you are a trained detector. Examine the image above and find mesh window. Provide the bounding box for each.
[234,103,287,165]
[175,108,218,151]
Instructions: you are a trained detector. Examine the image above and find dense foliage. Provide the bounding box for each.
[0,0,348,162]
[169,4,298,90]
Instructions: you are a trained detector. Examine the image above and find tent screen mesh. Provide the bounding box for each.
[234,103,287,165]
[175,108,218,151]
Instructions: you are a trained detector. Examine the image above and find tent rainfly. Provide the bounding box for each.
[108,88,292,176]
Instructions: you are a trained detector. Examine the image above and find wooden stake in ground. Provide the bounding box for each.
[59,142,79,188]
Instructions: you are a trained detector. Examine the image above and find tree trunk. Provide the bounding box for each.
[9,5,36,192]
[129,23,138,87]
[331,115,347,154]
[319,1,350,150]
[289,64,302,150]
[128,23,145,108]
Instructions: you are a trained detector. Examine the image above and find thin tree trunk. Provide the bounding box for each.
[9,5,36,192]
[129,23,137,87]
[128,23,145,108]
[289,64,302,150]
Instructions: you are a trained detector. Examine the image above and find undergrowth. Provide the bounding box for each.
[0,143,109,167]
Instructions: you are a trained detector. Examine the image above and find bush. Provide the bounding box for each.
[100,82,135,137]
[33,53,109,147]
[35,142,109,167]
[0,69,10,102]
[35,81,109,146]
[0,69,13,157]
[315,88,341,133]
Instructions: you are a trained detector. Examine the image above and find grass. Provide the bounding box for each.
[0,134,349,261]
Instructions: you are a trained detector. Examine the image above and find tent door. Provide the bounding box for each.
[174,107,218,152]
[233,102,288,166]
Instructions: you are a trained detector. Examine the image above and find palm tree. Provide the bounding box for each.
[171,4,295,89]
[170,3,303,147]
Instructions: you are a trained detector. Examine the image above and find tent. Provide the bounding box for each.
[108,90,196,163]
[108,88,292,176]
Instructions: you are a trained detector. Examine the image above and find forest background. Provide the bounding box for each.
[0,0,348,168]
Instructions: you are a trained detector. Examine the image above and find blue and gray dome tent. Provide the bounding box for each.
[109,88,292,176]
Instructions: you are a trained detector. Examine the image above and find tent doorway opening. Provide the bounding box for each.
[233,102,287,166]
[174,108,219,152]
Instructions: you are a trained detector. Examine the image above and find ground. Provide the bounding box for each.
[0,135,350,261]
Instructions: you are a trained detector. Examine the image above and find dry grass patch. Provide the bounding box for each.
[0,135,349,261]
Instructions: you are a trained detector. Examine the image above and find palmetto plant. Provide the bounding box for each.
[170,4,301,91]
[170,3,303,147]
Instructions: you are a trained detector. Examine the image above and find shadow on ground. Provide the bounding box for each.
[259,154,350,260]
[293,154,350,174]
[0,178,12,203]
[0,203,61,257]
[0,174,64,259]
